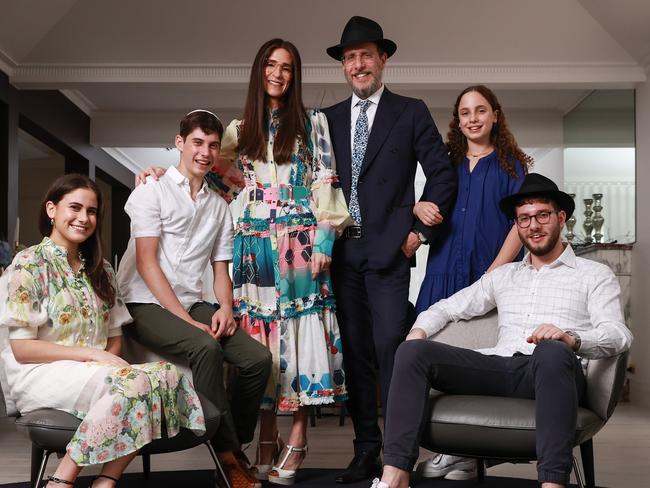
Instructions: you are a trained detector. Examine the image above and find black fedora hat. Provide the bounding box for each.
[499,173,575,219]
[327,16,397,60]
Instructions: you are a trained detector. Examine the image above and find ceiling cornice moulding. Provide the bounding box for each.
[643,52,650,76]
[60,89,96,116]
[9,61,646,87]
[0,49,17,77]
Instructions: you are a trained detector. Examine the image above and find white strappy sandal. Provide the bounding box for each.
[252,433,285,480]
[267,444,308,485]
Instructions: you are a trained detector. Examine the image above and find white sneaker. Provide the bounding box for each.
[415,454,477,480]
[370,478,390,488]
[369,478,410,488]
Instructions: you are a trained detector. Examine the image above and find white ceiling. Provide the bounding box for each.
[1,0,649,171]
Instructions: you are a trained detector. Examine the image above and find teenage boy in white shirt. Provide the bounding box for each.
[118,110,271,488]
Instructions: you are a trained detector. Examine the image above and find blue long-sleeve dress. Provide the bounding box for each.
[415,151,525,313]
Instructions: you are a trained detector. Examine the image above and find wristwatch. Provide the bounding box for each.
[565,330,582,351]
[412,229,428,245]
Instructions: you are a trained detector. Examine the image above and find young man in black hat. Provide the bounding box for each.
[373,173,633,488]
[323,16,457,483]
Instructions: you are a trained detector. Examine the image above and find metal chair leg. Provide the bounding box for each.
[309,406,316,427]
[32,448,51,488]
[141,453,151,479]
[205,442,231,488]
[579,438,596,488]
[476,459,486,483]
[572,455,585,488]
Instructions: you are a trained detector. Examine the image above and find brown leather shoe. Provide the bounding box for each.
[217,451,262,488]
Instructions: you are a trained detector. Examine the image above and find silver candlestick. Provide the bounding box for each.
[565,193,577,242]
[583,198,594,244]
[592,193,605,243]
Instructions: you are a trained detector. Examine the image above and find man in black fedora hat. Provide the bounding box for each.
[323,15,457,483]
[372,173,632,488]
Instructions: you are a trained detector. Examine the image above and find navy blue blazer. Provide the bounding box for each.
[324,88,457,270]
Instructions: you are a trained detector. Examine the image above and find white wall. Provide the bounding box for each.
[565,148,635,243]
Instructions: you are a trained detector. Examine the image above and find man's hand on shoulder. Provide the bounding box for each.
[406,328,427,341]
[527,323,578,351]
[211,306,237,339]
[135,166,166,186]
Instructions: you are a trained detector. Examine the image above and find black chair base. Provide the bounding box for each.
[17,392,222,488]
[29,441,229,488]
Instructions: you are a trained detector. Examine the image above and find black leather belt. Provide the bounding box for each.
[343,225,362,239]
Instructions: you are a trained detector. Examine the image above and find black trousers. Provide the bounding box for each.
[383,339,586,486]
[331,237,412,455]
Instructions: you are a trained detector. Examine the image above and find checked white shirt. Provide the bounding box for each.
[412,244,632,361]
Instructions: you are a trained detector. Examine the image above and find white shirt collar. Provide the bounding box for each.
[168,165,207,194]
[520,243,577,270]
[351,84,385,110]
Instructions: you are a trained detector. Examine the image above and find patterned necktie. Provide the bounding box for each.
[350,100,371,224]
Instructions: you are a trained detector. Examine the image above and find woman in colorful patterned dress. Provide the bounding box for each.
[0,174,204,488]
[205,39,351,485]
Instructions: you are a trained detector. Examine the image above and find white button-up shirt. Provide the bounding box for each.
[117,166,233,310]
[413,245,633,360]
[350,84,385,153]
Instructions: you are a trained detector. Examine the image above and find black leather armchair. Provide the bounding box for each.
[1,336,227,488]
[420,311,629,488]
[15,392,222,488]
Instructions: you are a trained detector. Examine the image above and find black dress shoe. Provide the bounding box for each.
[336,451,382,483]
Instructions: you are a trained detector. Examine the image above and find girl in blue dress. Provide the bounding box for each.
[415,85,533,314]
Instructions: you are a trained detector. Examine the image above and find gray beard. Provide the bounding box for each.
[350,77,382,100]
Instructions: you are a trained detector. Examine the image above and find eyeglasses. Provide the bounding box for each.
[515,210,558,228]
[341,52,377,66]
[264,60,292,75]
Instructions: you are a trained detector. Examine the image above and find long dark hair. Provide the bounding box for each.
[39,174,115,306]
[447,85,533,177]
[238,38,307,164]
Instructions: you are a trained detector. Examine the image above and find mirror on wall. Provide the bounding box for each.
[17,129,65,247]
[563,90,635,244]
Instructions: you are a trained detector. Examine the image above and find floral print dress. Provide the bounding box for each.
[205,109,351,411]
[0,237,205,466]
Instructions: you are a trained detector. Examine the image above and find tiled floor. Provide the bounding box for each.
[0,402,648,486]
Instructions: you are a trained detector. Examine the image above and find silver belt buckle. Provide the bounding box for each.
[347,226,362,239]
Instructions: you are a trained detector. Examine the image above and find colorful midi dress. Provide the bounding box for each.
[416,152,525,313]
[205,109,351,411]
[0,237,205,466]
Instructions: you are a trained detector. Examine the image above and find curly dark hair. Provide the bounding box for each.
[447,85,533,177]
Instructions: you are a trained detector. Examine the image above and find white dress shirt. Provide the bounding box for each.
[350,84,385,153]
[117,166,233,310]
[413,245,633,360]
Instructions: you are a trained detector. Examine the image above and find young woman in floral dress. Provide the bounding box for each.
[0,174,204,488]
